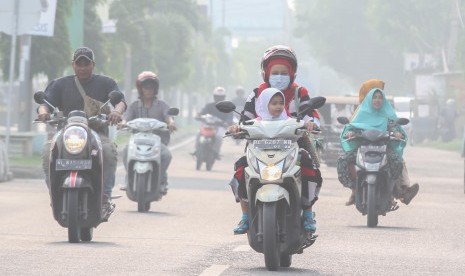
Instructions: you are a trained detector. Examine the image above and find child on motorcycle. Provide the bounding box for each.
[228,45,322,234]
[337,88,419,206]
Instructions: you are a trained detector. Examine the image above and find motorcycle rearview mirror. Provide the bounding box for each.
[34,91,58,112]
[168,107,179,116]
[309,96,326,110]
[109,90,124,106]
[397,118,410,126]
[337,116,350,125]
[215,100,236,113]
[33,91,46,104]
[296,96,326,121]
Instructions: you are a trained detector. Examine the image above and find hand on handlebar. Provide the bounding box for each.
[304,121,318,132]
[107,111,122,125]
[168,122,177,133]
[228,124,241,134]
[38,113,51,122]
[345,131,355,139]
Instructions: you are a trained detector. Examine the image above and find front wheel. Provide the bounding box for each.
[263,202,280,271]
[367,184,378,227]
[80,227,93,242]
[280,252,292,267]
[136,173,149,212]
[67,190,81,243]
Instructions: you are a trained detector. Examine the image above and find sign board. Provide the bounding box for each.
[0,0,56,37]
[29,0,57,37]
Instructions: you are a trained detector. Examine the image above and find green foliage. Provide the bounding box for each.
[108,0,202,91]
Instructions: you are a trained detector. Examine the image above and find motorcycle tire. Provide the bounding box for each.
[67,189,81,243]
[136,173,149,212]
[80,227,93,242]
[280,252,292,267]
[367,184,378,227]
[263,202,280,271]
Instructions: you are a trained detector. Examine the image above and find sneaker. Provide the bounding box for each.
[101,195,116,221]
[302,210,316,233]
[233,214,249,235]
[119,184,127,191]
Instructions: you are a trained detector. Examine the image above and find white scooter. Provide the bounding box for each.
[122,108,179,212]
[216,96,326,271]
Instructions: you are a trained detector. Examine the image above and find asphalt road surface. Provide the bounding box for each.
[1,137,464,275]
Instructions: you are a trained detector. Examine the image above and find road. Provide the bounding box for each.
[1,137,464,275]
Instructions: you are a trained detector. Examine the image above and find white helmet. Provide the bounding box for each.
[213,86,226,102]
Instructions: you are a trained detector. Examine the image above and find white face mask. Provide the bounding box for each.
[269,74,290,90]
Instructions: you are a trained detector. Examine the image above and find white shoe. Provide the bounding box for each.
[119,184,127,191]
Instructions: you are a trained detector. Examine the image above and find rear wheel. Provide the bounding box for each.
[67,190,81,243]
[136,173,149,212]
[367,184,378,227]
[263,202,280,271]
[206,152,215,171]
[195,147,203,170]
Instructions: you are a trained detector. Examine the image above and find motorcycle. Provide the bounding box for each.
[121,108,179,212]
[216,96,326,271]
[193,114,227,171]
[337,116,409,227]
[33,90,123,243]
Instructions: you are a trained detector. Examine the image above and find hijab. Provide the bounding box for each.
[341,88,406,155]
[256,88,288,121]
[350,88,398,131]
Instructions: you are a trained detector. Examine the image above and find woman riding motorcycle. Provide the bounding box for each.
[337,88,419,206]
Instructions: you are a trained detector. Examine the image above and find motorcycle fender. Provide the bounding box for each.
[133,161,153,174]
[365,174,377,185]
[62,171,91,188]
[255,184,290,205]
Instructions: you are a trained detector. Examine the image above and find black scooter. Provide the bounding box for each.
[34,91,123,243]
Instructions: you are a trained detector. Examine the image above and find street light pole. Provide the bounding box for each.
[6,0,19,151]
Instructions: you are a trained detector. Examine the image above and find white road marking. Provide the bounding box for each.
[199,265,230,276]
[232,245,251,252]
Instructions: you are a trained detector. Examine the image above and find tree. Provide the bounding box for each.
[294,0,458,91]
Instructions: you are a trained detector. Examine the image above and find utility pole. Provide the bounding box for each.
[5,0,20,151]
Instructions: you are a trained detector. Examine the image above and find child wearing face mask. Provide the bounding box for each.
[228,45,322,235]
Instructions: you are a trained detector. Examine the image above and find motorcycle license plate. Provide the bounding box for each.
[253,139,292,149]
[56,159,92,171]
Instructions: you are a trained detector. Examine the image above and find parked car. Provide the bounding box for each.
[392,96,414,144]
[318,96,359,167]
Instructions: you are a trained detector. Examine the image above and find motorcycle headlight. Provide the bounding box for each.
[260,161,283,181]
[63,126,87,154]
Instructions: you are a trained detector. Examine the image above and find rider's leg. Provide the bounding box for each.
[101,136,118,216]
[232,156,249,234]
[120,144,129,190]
[159,144,172,194]
[300,152,322,232]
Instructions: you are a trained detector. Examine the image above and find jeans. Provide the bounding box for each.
[42,134,118,197]
[122,143,172,185]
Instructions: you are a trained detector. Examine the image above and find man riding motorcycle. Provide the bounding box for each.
[195,86,234,160]
[37,47,126,216]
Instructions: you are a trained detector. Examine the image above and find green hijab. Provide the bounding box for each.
[340,88,406,155]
